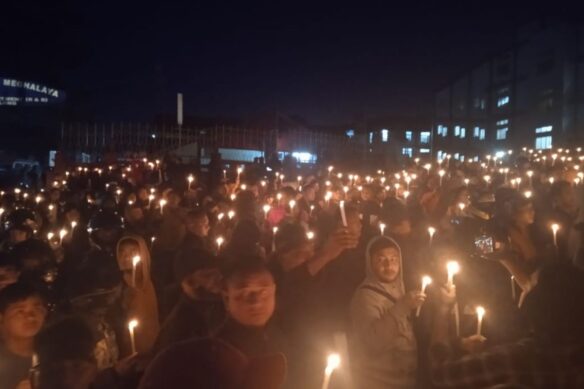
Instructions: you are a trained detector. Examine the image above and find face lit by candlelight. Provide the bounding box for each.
[223,268,276,327]
[371,247,400,283]
[117,240,142,285]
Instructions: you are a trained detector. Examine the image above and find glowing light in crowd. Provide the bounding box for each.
[322,353,341,389]
[289,199,296,213]
[379,222,386,236]
[339,201,348,227]
[159,199,167,215]
[132,255,141,287]
[217,213,225,221]
[228,210,235,220]
[263,204,271,219]
[427,226,436,246]
[551,223,560,247]
[524,190,532,199]
[306,231,315,240]
[59,229,67,245]
[216,236,225,251]
[416,276,432,317]
[446,260,460,289]
[187,174,194,190]
[128,319,138,354]
[476,306,486,336]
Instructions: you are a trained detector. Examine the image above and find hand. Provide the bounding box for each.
[114,353,140,376]
[15,379,32,389]
[438,286,457,307]
[404,291,427,310]
[320,228,359,260]
[460,334,487,354]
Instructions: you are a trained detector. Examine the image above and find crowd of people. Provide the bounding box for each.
[1,148,584,389]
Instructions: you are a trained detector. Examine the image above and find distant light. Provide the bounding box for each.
[291,151,315,164]
[151,134,156,139]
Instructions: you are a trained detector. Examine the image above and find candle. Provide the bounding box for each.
[551,223,560,247]
[47,232,54,241]
[223,169,227,180]
[446,260,460,289]
[159,199,167,215]
[71,221,77,230]
[263,204,271,219]
[475,306,485,336]
[458,202,466,214]
[289,199,296,213]
[59,229,67,245]
[379,222,386,236]
[427,226,436,247]
[131,255,141,287]
[187,174,194,190]
[328,166,334,176]
[237,166,243,180]
[272,227,278,252]
[416,275,432,317]
[322,353,341,389]
[241,184,247,191]
[511,276,517,301]
[217,213,225,222]
[228,210,235,220]
[35,195,42,204]
[339,201,348,227]
[306,231,315,240]
[524,190,532,199]
[438,170,445,186]
[325,191,332,206]
[216,236,224,251]
[464,178,470,187]
[148,194,155,208]
[230,193,236,201]
[128,319,139,354]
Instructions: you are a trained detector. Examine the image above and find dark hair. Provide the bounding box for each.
[174,249,217,282]
[35,316,96,364]
[0,252,20,271]
[550,180,571,200]
[368,238,399,257]
[274,222,307,253]
[222,256,273,285]
[186,208,208,221]
[0,282,45,313]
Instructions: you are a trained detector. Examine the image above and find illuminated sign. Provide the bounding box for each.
[0,77,66,106]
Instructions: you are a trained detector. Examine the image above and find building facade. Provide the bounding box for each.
[433,20,584,161]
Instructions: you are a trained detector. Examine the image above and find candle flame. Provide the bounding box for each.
[325,353,341,374]
[476,306,486,320]
[128,319,139,331]
[132,255,141,267]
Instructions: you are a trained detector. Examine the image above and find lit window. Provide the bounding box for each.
[420,148,430,154]
[474,127,480,137]
[535,136,552,150]
[437,150,444,161]
[496,128,508,140]
[460,127,466,138]
[454,126,460,136]
[535,125,552,133]
[381,129,389,142]
[497,119,509,126]
[420,131,431,144]
[497,96,510,107]
[346,129,355,138]
[291,151,317,164]
[405,131,412,141]
[369,132,374,144]
[479,129,486,140]
[402,147,413,158]
[454,153,460,160]
[437,125,448,137]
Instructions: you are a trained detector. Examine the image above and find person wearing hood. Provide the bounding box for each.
[350,236,426,389]
[116,235,160,355]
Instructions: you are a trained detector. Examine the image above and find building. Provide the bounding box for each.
[433,19,584,161]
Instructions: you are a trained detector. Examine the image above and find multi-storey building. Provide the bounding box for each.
[433,19,584,161]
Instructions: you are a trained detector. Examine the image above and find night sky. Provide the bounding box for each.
[1,2,569,126]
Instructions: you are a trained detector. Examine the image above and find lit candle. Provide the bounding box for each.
[59,229,67,245]
[230,193,236,201]
[132,255,141,287]
[272,227,278,252]
[159,199,167,215]
[47,232,54,241]
[35,195,42,204]
[379,222,386,236]
[217,213,225,222]
[306,231,315,240]
[427,226,436,247]
[228,210,235,220]
[297,176,302,188]
[475,306,485,336]
[325,191,332,206]
[216,236,224,251]
[148,194,155,208]
[187,174,194,190]
[276,193,283,205]
[289,199,296,213]
[328,166,334,176]
[438,170,445,186]
[310,204,315,216]
[524,190,532,199]
[339,200,348,227]
[446,260,460,289]
[322,353,341,389]
[71,221,77,230]
[551,223,560,248]
[549,177,555,184]
[464,178,470,187]
[237,166,243,180]
[263,204,271,219]
[416,275,432,317]
[128,319,138,354]
[458,202,466,214]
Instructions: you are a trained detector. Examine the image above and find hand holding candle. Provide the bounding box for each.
[339,201,348,227]
[446,260,460,289]
[416,275,432,317]
[128,319,138,355]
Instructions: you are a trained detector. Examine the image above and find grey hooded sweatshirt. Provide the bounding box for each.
[349,236,417,389]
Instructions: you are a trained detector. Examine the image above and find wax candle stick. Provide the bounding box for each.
[476,306,485,336]
[339,201,348,227]
[416,275,432,317]
[551,223,560,248]
[428,226,436,247]
[263,204,271,220]
[132,255,141,288]
[379,223,386,236]
[159,199,167,215]
[321,353,341,389]
[216,236,224,252]
[272,227,278,252]
[187,174,194,190]
[128,319,138,354]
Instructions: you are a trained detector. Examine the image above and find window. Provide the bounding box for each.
[437,125,448,137]
[497,119,509,126]
[420,131,431,144]
[345,129,355,138]
[460,127,466,138]
[535,125,552,133]
[381,129,389,142]
[497,96,510,107]
[474,127,480,138]
[419,148,430,154]
[454,126,460,137]
[368,132,374,144]
[402,147,413,158]
[405,131,412,141]
[496,128,508,140]
[474,97,486,110]
[535,136,552,150]
[479,129,486,140]
[437,150,444,161]
[454,153,460,160]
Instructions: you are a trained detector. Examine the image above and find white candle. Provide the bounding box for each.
[428,226,436,247]
[339,201,348,227]
[446,260,460,289]
[187,174,194,190]
[321,353,341,389]
[59,229,67,246]
[476,306,485,336]
[511,276,517,300]
[289,199,296,213]
[263,204,271,219]
[70,221,77,230]
[416,275,432,317]
[379,222,386,236]
[272,227,278,252]
[159,199,167,215]
[216,236,224,252]
[438,170,445,186]
[47,232,54,241]
[132,255,141,288]
[228,210,235,220]
[148,194,155,208]
[306,231,315,240]
[551,223,560,248]
[128,319,138,354]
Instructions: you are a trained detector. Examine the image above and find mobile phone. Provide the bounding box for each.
[474,235,494,255]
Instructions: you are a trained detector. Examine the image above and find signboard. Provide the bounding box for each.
[0,77,66,106]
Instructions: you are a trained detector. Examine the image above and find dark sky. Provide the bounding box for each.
[1,1,567,126]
